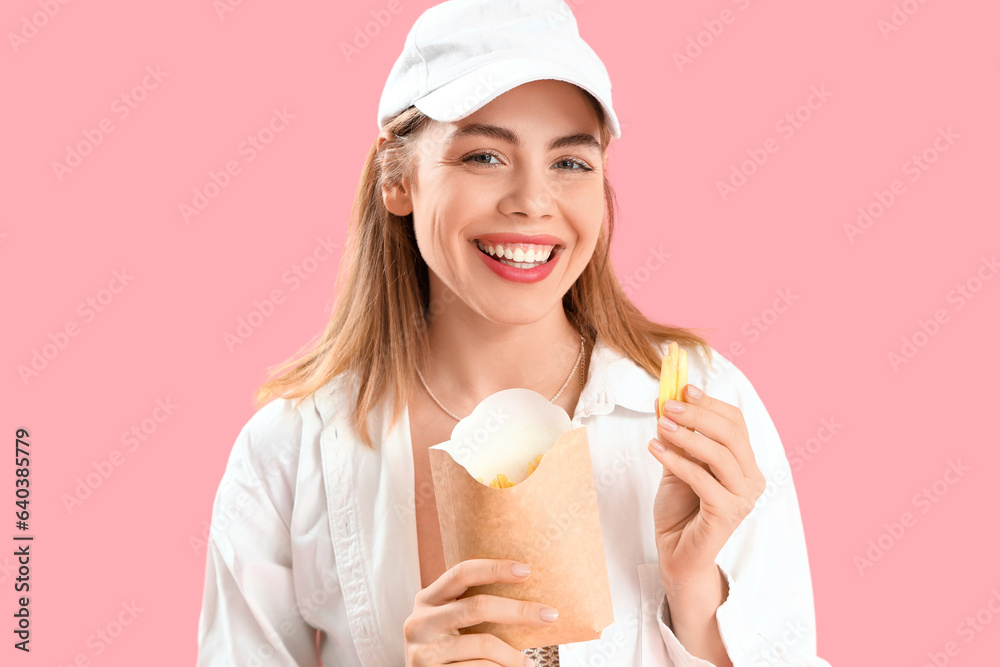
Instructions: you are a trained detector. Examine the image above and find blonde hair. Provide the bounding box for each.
[255,91,715,449]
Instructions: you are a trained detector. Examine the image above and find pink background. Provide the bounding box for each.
[4,0,999,664]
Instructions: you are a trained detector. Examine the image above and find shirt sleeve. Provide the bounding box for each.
[197,399,320,667]
[652,355,833,666]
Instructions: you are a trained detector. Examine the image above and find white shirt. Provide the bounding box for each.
[197,337,832,666]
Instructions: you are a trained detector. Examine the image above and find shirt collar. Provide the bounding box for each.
[574,335,659,420]
[320,335,661,422]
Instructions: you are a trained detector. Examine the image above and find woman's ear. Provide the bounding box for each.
[377,129,414,216]
[382,179,413,217]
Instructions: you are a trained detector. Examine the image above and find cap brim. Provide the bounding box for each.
[412,56,621,140]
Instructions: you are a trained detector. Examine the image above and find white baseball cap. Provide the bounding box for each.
[377,0,621,139]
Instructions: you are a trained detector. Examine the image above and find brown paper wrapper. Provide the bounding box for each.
[428,426,614,649]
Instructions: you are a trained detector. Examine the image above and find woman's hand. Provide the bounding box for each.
[403,558,558,666]
[647,385,767,590]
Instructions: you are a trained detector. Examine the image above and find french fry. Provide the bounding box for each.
[658,341,678,417]
[489,474,514,489]
[676,347,688,401]
[478,453,546,488]
[526,454,543,477]
[658,343,693,430]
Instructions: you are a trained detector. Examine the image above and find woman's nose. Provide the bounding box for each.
[502,167,562,218]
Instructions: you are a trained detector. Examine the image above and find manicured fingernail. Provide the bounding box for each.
[658,416,678,431]
[686,385,703,399]
[511,563,530,577]
[650,438,666,452]
[540,607,559,622]
[662,400,685,414]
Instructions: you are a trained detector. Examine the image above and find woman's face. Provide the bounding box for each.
[384,79,607,326]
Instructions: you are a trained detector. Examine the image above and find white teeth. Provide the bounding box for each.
[476,241,554,267]
[499,258,543,269]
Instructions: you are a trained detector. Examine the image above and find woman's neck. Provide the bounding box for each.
[418,307,589,421]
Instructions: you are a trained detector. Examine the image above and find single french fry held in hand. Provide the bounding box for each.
[658,343,693,430]
[676,347,688,401]
[658,341,679,418]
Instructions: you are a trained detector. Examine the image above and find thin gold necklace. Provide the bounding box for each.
[416,333,586,421]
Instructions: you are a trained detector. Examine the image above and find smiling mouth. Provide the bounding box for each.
[473,240,563,266]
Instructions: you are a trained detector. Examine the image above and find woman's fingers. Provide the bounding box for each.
[654,423,743,490]
[438,593,558,633]
[428,632,535,667]
[408,559,551,665]
[421,559,532,605]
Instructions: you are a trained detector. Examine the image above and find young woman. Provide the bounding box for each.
[197,2,831,666]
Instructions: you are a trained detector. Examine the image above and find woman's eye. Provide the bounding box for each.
[462,153,593,171]
[464,152,503,166]
[472,153,500,164]
[555,159,590,171]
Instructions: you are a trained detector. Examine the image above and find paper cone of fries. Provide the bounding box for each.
[428,389,614,649]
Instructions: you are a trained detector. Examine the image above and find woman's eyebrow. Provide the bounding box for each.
[446,123,601,154]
